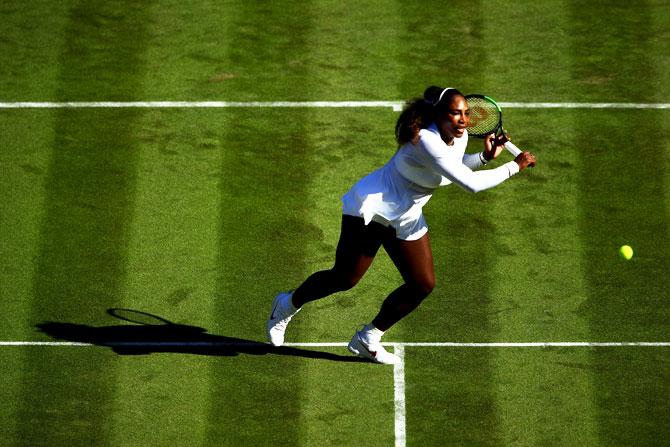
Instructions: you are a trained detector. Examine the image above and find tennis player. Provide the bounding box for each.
[267,86,536,364]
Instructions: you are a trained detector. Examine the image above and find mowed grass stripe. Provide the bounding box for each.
[489,110,600,445]
[14,2,153,446]
[107,108,224,446]
[479,2,598,444]
[207,3,318,445]
[292,3,406,444]
[293,109,401,445]
[0,111,55,444]
[0,4,73,339]
[0,113,58,341]
[0,3,70,101]
[0,4,71,442]
[107,5,227,445]
[392,1,503,445]
[107,3,249,443]
[210,110,311,445]
[571,2,670,444]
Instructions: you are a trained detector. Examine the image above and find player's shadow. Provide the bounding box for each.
[36,308,366,363]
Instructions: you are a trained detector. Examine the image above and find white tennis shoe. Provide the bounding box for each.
[348,327,400,365]
[267,291,300,347]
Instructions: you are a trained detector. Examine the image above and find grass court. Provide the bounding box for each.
[1,1,669,446]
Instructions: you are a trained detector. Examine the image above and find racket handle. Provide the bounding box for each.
[504,141,522,157]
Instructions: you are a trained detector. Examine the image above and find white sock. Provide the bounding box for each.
[363,324,384,342]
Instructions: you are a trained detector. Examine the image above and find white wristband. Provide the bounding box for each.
[505,160,520,177]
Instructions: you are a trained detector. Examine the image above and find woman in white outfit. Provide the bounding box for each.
[267,86,536,364]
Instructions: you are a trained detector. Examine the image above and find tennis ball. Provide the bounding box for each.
[619,245,633,260]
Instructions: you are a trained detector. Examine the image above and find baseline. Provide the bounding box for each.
[1,101,670,112]
[1,341,669,347]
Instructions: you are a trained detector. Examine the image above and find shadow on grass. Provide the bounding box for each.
[36,308,367,363]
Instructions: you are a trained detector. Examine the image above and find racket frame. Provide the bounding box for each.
[464,94,521,157]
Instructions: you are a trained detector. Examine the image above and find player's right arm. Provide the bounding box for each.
[420,130,521,194]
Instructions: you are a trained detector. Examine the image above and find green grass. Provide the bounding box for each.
[1,1,669,446]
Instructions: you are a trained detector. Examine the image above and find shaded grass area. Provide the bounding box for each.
[567,0,669,102]
[209,107,317,445]
[396,0,489,96]
[395,2,503,442]
[207,3,322,444]
[585,349,670,445]
[407,348,503,446]
[14,109,142,447]
[0,1,69,101]
[0,111,53,338]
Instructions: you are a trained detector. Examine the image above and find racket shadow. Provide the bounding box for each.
[35,308,367,363]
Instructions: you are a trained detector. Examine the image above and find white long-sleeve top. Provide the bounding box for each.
[341,122,519,240]
[393,123,519,192]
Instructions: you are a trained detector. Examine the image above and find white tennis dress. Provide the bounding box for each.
[342,122,520,240]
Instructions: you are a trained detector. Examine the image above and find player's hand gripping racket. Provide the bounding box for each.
[464,94,523,157]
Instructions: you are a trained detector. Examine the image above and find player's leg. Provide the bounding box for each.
[348,232,435,364]
[291,215,390,307]
[372,232,435,331]
[267,215,389,346]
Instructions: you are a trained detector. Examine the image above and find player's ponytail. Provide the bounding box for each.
[395,97,432,145]
[395,86,464,145]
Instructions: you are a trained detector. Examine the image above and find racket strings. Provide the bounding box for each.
[466,97,501,136]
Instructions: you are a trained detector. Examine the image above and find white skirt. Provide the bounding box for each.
[341,165,432,241]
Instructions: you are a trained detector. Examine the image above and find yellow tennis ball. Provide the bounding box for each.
[619,245,633,260]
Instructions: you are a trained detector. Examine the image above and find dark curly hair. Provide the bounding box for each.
[395,86,464,145]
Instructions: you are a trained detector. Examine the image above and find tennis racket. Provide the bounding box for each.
[464,94,523,157]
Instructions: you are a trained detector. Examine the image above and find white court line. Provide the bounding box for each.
[1,341,669,347]
[501,102,670,109]
[1,101,670,111]
[0,101,403,109]
[392,344,406,447]
[392,341,670,347]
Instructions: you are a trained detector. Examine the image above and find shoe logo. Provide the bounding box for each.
[270,302,279,320]
[360,342,378,359]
